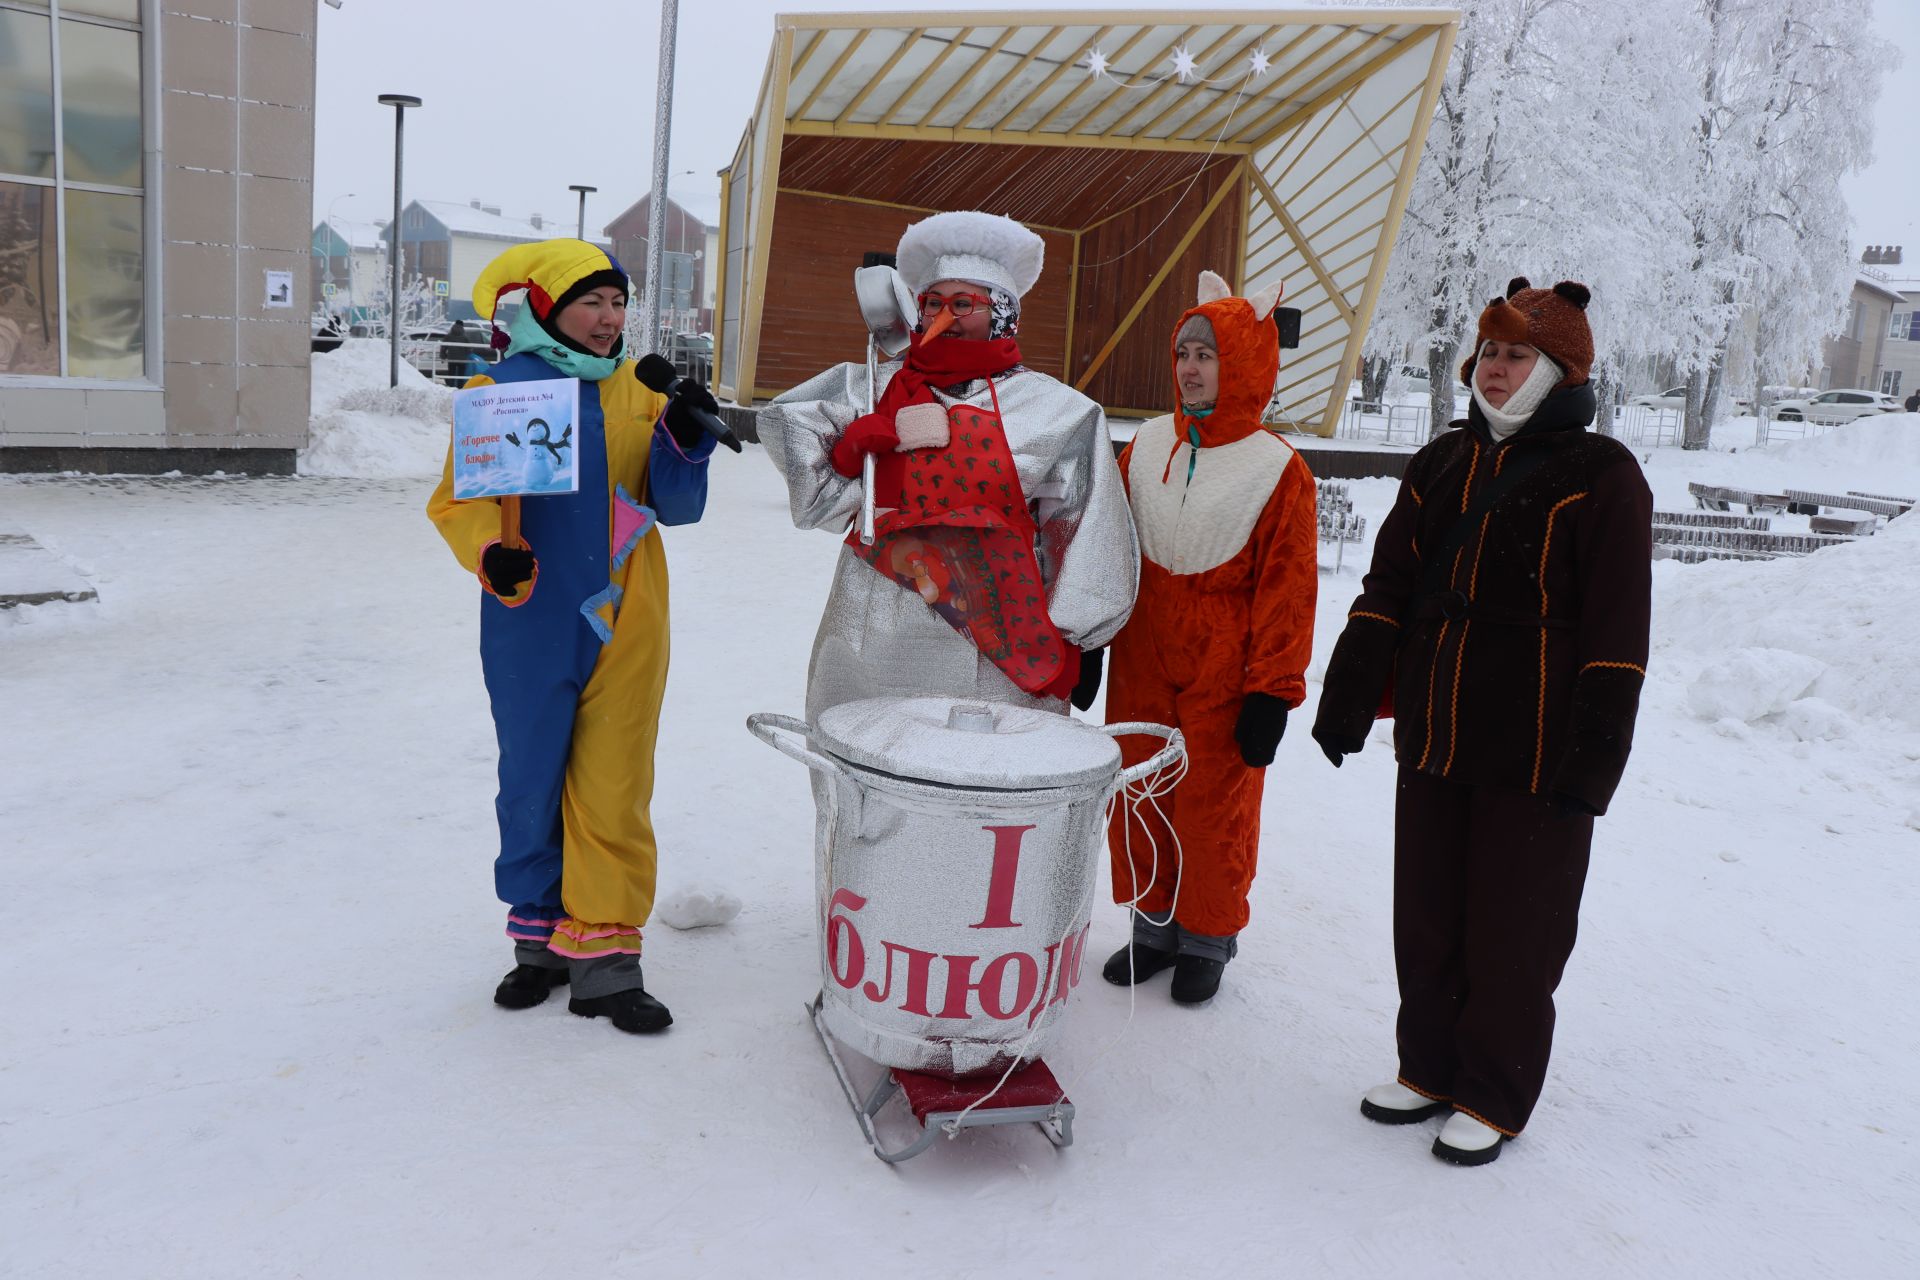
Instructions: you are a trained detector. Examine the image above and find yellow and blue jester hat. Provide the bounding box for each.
[472,238,630,352]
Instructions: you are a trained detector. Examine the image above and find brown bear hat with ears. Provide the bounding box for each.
[1460,277,1594,391]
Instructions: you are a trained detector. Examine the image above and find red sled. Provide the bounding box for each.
[806,991,1075,1163]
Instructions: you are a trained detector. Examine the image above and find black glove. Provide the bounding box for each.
[662,378,721,451]
[1312,726,1364,769]
[1070,649,1105,712]
[480,543,535,596]
[1234,692,1290,768]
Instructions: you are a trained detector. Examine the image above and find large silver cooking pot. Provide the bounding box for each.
[749,697,1183,1077]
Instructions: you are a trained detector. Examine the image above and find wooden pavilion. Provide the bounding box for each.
[713,9,1458,435]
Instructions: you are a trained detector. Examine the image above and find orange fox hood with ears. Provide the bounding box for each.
[1172,269,1284,448]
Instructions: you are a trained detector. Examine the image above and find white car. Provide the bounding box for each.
[1628,385,1689,411]
[1629,384,1758,413]
[1769,389,1901,424]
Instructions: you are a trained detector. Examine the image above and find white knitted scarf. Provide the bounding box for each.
[1472,351,1564,441]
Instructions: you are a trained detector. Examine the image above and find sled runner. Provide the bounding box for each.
[806,991,1074,1164]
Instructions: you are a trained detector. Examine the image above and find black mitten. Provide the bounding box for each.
[674,377,719,415]
[663,396,706,450]
[481,543,535,595]
[1312,727,1364,769]
[1070,649,1105,712]
[1234,692,1290,768]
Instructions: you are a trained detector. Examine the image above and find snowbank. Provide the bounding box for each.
[1639,413,1920,737]
[1654,512,1920,734]
[1763,410,1920,479]
[299,339,455,478]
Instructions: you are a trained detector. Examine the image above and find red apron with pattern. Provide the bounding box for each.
[846,394,1070,696]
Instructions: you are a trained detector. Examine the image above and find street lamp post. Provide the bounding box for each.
[378,94,422,388]
[641,0,679,359]
[569,184,597,240]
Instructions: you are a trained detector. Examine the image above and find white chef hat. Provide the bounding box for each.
[895,210,1045,307]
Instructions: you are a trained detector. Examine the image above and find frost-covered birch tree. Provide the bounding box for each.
[1359,0,1691,439]
[1672,0,1893,448]
[1359,0,1890,447]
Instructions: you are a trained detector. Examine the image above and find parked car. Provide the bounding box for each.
[1628,386,1687,411]
[1629,384,1757,414]
[1769,389,1901,424]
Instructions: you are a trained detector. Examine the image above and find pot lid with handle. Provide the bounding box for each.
[813,696,1122,791]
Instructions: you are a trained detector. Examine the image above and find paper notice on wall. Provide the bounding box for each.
[264,269,294,308]
[451,377,582,500]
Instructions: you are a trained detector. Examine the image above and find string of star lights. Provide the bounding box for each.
[1084,43,1273,89]
[1073,64,1260,270]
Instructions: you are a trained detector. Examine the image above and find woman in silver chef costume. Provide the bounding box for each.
[759,210,1138,721]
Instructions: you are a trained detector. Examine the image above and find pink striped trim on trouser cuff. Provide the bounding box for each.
[546,919,643,959]
[505,914,563,942]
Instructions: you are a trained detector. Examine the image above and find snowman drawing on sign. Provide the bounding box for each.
[511,415,571,493]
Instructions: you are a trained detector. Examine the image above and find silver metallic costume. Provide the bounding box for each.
[759,359,1140,720]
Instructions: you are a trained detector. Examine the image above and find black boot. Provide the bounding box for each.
[569,986,673,1034]
[494,964,568,1009]
[1170,954,1226,1004]
[1102,941,1179,986]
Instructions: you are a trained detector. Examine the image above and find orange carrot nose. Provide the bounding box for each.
[922,308,958,341]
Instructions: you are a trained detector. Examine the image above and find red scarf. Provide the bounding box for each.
[876,334,1023,419]
[847,336,1079,700]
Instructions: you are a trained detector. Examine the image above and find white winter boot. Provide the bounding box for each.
[1433,1110,1507,1166]
[1359,1080,1451,1125]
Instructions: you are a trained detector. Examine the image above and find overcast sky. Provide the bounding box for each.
[313,0,1915,254]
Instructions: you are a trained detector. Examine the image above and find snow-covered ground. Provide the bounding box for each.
[2,412,1917,1277]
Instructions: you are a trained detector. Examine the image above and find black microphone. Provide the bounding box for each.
[634,354,743,452]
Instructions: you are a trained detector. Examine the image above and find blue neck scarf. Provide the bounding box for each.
[505,304,619,382]
[1182,405,1213,485]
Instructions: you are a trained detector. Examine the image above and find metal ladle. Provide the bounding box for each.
[851,265,953,544]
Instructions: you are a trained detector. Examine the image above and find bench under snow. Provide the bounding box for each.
[0,530,96,608]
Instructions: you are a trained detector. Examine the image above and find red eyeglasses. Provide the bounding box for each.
[917,291,993,318]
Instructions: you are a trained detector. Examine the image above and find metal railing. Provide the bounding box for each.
[1752,409,1844,447]
[1334,400,1433,444]
[397,338,714,389]
[1335,399,1689,446]
[1608,405,1683,446]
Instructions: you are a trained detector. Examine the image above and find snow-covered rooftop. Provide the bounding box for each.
[1853,269,1905,302]
[412,199,611,247]
[314,216,386,252]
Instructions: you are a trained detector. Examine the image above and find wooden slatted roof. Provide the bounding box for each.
[778,10,1457,150]
[719,9,1460,432]
[776,135,1234,230]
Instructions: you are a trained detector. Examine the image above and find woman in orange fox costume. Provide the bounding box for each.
[1098,270,1318,1005]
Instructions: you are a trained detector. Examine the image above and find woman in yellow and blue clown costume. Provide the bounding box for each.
[427,239,719,1035]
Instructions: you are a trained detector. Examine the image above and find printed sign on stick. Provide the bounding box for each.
[451,377,582,500]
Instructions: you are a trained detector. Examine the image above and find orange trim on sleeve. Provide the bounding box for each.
[1582,660,1646,675]
[1349,609,1400,627]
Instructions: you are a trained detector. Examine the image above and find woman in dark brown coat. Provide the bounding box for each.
[1312,277,1652,1166]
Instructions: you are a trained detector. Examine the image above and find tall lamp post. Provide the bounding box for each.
[378,94,422,388]
[641,0,679,360]
[569,184,597,240]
